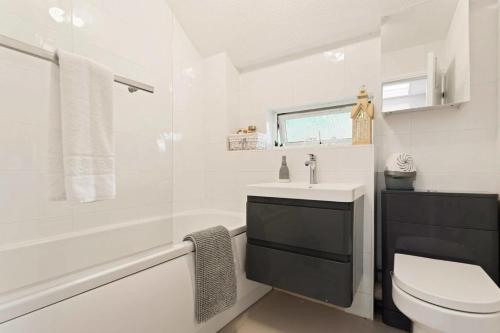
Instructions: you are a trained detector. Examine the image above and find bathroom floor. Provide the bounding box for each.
[219,291,404,333]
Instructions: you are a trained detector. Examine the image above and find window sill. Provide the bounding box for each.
[226,142,373,152]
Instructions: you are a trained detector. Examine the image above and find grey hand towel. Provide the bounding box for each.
[184,225,237,323]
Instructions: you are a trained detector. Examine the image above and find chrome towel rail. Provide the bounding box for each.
[0,34,154,94]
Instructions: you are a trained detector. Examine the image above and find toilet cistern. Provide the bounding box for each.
[305,154,318,184]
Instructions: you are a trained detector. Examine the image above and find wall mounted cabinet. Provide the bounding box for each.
[246,195,364,307]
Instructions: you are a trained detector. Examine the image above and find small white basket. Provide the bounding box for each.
[227,133,267,151]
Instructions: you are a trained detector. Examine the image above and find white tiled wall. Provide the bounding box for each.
[239,38,380,133]
[202,53,243,211]
[236,0,497,195]
[377,0,497,193]
[172,18,206,214]
[0,0,175,246]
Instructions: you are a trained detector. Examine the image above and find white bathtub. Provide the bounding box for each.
[0,210,270,332]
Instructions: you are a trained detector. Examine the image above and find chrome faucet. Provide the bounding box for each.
[304,154,318,184]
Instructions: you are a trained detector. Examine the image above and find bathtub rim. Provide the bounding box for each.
[0,212,246,325]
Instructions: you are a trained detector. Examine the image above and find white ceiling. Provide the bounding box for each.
[166,0,430,71]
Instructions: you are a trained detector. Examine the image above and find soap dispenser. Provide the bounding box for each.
[279,156,291,183]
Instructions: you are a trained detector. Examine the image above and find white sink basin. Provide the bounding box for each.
[246,182,365,202]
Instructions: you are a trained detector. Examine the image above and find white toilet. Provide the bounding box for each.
[392,254,500,333]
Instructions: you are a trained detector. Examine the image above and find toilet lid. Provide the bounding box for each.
[393,254,500,314]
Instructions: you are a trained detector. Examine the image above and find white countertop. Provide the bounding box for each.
[246,182,365,202]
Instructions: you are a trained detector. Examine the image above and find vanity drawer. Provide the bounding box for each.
[246,244,353,307]
[247,201,353,256]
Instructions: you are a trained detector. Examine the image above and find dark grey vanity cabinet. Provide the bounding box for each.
[246,196,364,307]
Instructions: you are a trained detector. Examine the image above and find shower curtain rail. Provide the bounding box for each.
[0,33,154,94]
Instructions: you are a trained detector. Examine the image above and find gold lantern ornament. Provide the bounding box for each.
[351,86,374,145]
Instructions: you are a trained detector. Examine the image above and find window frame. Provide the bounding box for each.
[271,100,356,147]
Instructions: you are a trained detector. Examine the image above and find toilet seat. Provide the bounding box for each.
[392,280,500,333]
[393,254,500,314]
[392,254,500,333]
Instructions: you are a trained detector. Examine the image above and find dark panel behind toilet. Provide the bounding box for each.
[381,191,499,332]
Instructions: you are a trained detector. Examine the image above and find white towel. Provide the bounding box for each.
[50,49,115,203]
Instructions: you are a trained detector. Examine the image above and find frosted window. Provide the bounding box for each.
[277,106,352,145]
